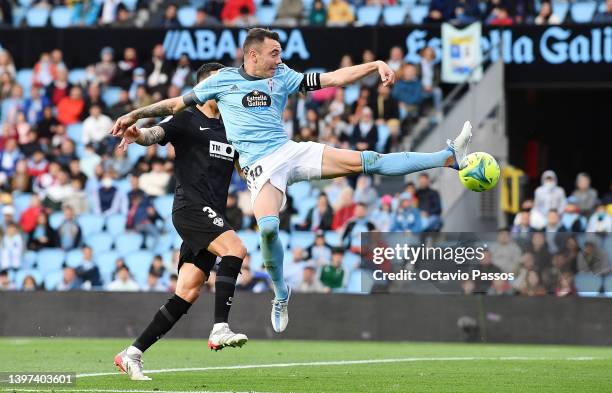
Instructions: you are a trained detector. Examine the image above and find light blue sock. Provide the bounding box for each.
[257,215,288,301]
[361,148,456,176]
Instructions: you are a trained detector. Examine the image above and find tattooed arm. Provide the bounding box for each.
[117,125,166,151]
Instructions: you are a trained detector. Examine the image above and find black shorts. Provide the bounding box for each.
[172,205,233,276]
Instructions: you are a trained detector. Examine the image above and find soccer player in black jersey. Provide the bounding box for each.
[114,63,247,381]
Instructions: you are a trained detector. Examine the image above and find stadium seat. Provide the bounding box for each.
[172,233,183,249]
[603,275,612,297]
[65,249,84,268]
[344,84,360,105]
[279,230,290,249]
[49,211,64,230]
[95,250,120,282]
[325,231,341,247]
[105,214,126,237]
[376,123,390,152]
[287,181,311,202]
[383,5,407,25]
[249,251,263,271]
[85,232,114,254]
[177,7,197,26]
[238,231,260,253]
[15,269,43,290]
[574,273,602,296]
[13,193,33,215]
[67,123,84,145]
[357,6,382,25]
[36,248,66,275]
[127,143,147,165]
[122,0,138,11]
[12,6,27,27]
[146,232,174,253]
[571,1,597,23]
[44,270,64,290]
[552,0,569,22]
[296,197,317,223]
[256,6,277,25]
[346,269,373,294]
[342,252,360,272]
[77,214,105,238]
[153,195,174,219]
[50,6,73,27]
[22,251,38,269]
[25,7,50,27]
[410,5,429,24]
[125,250,154,285]
[16,69,33,93]
[18,0,34,6]
[115,232,144,254]
[102,86,123,107]
[68,68,87,85]
[291,231,315,249]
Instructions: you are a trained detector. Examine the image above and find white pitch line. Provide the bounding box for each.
[76,356,602,378]
[4,390,275,393]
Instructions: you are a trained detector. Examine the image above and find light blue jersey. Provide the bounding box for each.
[191,64,305,167]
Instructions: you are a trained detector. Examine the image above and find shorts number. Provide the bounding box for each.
[242,165,263,191]
[202,206,217,218]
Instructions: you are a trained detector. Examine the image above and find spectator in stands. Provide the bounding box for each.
[144,45,171,95]
[541,252,571,294]
[156,3,181,28]
[452,0,481,24]
[473,249,502,293]
[56,267,81,291]
[353,175,378,210]
[418,47,442,117]
[369,194,393,231]
[0,49,15,77]
[309,0,327,25]
[149,255,166,278]
[0,269,15,290]
[1,223,23,271]
[10,159,30,192]
[94,47,117,86]
[511,210,534,241]
[372,83,400,122]
[109,89,133,120]
[572,173,598,216]
[170,55,193,89]
[391,192,422,232]
[519,270,546,296]
[528,232,552,272]
[75,246,103,288]
[57,86,85,126]
[68,159,87,185]
[587,203,612,234]
[387,46,405,73]
[0,71,16,100]
[145,273,167,291]
[82,104,113,152]
[555,271,576,297]
[79,144,101,181]
[107,265,140,291]
[231,5,259,26]
[360,50,380,89]
[560,198,587,232]
[92,174,124,217]
[491,228,522,273]
[56,139,77,168]
[296,264,327,293]
[104,146,132,178]
[57,205,82,250]
[26,213,57,251]
[221,0,255,25]
[23,87,51,125]
[306,231,333,267]
[544,209,569,254]
[276,0,303,26]
[593,0,612,23]
[45,68,71,107]
[126,192,161,243]
[326,0,354,26]
[562,236,580,273]
[99,0,121,25]
[299,192,334,232]
[111,3,134,27]
[513,253,536,292]
[342,203,376,253]
[194,7,222,27]
[461,279,475,295]
[1,84,23,126]
[168,272,178,293]
[320,248,345,290]
[535,1,560,25]
[332,187,356,230]
[1,205,16,232]
[488,6,513,26]
[83,83,108,118]
[44,170,72,210]
[115,47,138,87]
[32,52,57,88]
[22,275,38,291]
[139,158,170,197]
[347,106,378,152]
[534,170,566,218]
[392,63,422,120]
[224,192,243,230]
[112,258,127,281]
[19,195,42,234]
[63,178,88,215]
[35,107,59,146]
[0,138,23,179]
[423,7,443,24]
[415,174,442,231]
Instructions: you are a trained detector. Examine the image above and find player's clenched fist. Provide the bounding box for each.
[376,61,396,87]
[117,125,141,152]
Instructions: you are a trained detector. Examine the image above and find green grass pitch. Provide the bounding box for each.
[1,338,612,392]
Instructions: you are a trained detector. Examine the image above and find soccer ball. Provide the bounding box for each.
[458,152,500,192]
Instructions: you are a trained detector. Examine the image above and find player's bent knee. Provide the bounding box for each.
[258,216,280,241]
[175,284,201,303]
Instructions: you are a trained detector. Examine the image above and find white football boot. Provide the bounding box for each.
[114,349,151,381]
[208,323,248,351]
[271,286,291,333]
[447,120,473,169]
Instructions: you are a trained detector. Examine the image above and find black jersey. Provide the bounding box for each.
[158,107,236,214]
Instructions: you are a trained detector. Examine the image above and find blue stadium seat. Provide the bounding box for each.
[146,233,174,253]
[291,231,315,249]
[115,232,144,254]
[357,6,382,25]
[296,197,317,223]
[12,7,27,27]
[279,230,290,249]
[102,86,123,107]
[256,6,277,25]
[178,7,197,26]
[342,252,360,272]
[173,233,183,249]
[571,1,597,23]
[15,269,43,290]
[16,69,33,93]
[49,211,64,230]
[86,232,114,254]
[122,0,138,11]
[13,192,33,215]
[249,251,263,271]
[22,250,38,270]
[383,5,407,25]
[324,231,341,247]
[287,181,311,202]
[604,236,612,263]
[67,123,83,145]
[65,249,84,268]
[68,68,87,85]
[346,269,373,294]
[376,123,390,152]
[26,7,50,27]
[575,273,602,296]
[603,275,612,297]
[410,5,429,24]
[125,250,154,285]
[95,250,120,282]
[552,0,569,22]
[77,214,105,238]
[344,84,360,105]
[153,195,174,219]
[18,0,34,6]
[36,248,66,275]
[127,143,147,165]
[238,231,260,253]
[50,6,73,27]
[44,270,64,290]
[105,214,127,237]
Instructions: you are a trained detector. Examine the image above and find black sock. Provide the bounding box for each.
[214,256,243,324]
[133,294,192,352]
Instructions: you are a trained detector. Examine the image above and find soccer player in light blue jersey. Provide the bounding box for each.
[111,28,474,333]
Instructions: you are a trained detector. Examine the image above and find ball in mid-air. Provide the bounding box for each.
[458,152,500,192]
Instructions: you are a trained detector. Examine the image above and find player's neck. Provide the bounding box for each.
[243,63,266,79]
[198,103,220,119]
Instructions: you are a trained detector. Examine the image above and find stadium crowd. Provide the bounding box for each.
[0,36,610,296]
[1,0,611,28]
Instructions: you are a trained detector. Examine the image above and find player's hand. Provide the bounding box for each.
[110,113,137,137]
[117,125,141,152]
[376,61,396,87]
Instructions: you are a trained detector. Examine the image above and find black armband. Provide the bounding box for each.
[182,91,200,106]
[300,73,321,92]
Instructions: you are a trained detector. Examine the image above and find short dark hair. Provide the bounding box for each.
[196,62,225,83]
[243,28,280,53]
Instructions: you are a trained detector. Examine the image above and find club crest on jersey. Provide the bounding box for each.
[213,217,224,227]
[242,90,271,110]
[210,140,234,161]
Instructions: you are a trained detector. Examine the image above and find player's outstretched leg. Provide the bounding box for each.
[362,121,473,175]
